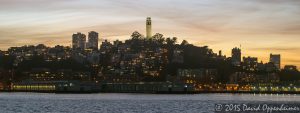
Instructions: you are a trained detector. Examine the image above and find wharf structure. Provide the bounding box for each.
[10,81,195,93]
[8,80,300,94]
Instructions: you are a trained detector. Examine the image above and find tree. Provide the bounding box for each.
[152,33,165,44]
[166,38,171,45]
[131,31,143,40]
[166,37,177,45]
[172,37,177,44]
[181,40,189,46]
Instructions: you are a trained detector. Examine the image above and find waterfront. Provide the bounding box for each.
[0,93,300,113]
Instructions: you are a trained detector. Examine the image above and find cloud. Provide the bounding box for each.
[192,40,224,46]
[0,0,300,68]
[286,59,300,63]
[249,47,300,51]
[1,0,300,35]
[284,59,300,69]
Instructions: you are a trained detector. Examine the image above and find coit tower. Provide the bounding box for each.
[146,17,152,38]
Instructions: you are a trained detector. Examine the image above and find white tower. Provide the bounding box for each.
[146,17,152,38]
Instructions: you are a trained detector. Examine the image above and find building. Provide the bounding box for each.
[72,32,86,50]
[102,82,195,93]
[177,68,217,83]
[270,54,281,70]
[100,39,112,54]
[242,56,258,71]
[12,81,101,92]
[229,72,279,83]
[0,50,3,56]
[12,81,56,91]
[172,49,184,63]
[265,62,277,72]
[27,68,91,81]
[0,82,3,90]
[87,52,100,65]
[87,31,99,50]
[217,50,226,59]
[257,61,265,71]
[231,47,241,66]
[146,17,152,38]
[284,65,298,71]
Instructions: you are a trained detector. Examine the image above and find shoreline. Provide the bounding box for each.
[1,90,300,94]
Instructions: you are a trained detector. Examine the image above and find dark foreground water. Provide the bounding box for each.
[0,93,299,113]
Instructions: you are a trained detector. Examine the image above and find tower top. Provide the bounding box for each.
[146,17,151,25]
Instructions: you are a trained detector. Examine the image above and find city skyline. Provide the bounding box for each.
[0,0,300,68]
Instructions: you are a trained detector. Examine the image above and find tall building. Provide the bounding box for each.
[87,31,99,50]
[270,54,281,70]
[72,32,86,50]
[218,50,222,57]
[231,47,241,66]
[146,17,152,38]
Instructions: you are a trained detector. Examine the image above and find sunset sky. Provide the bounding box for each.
[0,0,300,68]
